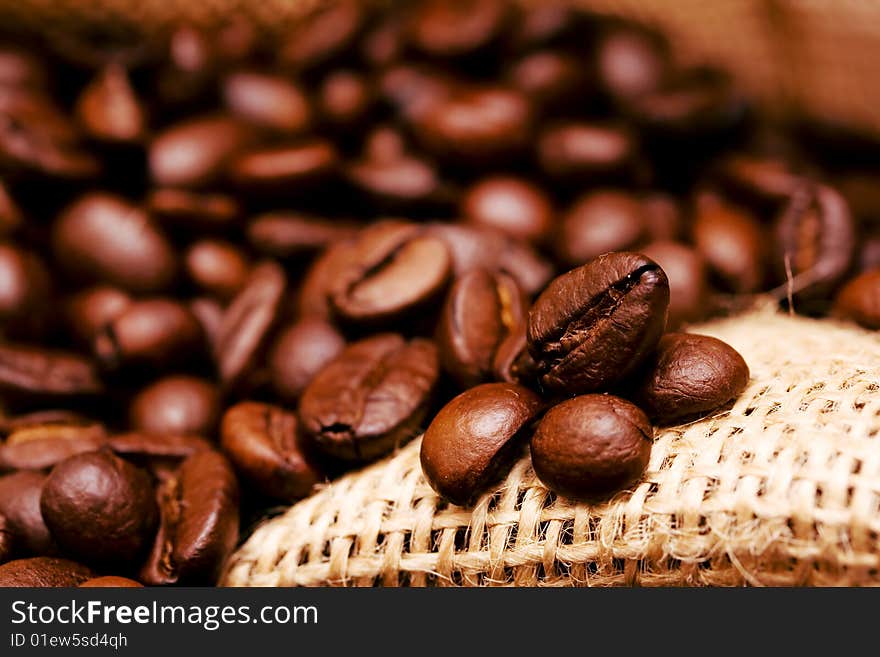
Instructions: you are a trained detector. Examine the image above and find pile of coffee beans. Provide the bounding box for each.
[0,0,877,587]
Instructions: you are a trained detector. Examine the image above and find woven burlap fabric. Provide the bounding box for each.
[222,308,880,587]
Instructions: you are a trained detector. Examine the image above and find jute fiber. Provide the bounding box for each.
[223,307,880,587]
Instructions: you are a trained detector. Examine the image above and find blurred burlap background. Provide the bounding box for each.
[3,0,880,585]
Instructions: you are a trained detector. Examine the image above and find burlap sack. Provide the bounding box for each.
[223,306,880,587]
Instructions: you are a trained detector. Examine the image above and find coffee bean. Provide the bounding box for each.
[436,269,526,388]
[596,24,668,102]
[537,122,634,183]
[361,15,404,68]
[629,333,749,425]
[189,297,224,353]
[228,140,338,193]
[528,251,669,395]
[129,375,220,437]
[0,180,22,237]
[0,410,94,436]
[268,318,345,403]
[421,382,544,505]
[0,46,46,91]
[247,212,359,259]
[345,153,450,213]
[0,243,50,330]
[52,193,177,294]
[378,63,456,122]
[832,270,880,329]
[40,450,158,567]
[184,239,250,300]
[492,321,539,387]
[510,3,584,50]
[530,394,653,500]
[642,192,683,242]
[65,285,132,346]
[279,0,365,71]
[0,470,53,554]
[0,556,92,587]
[555,190,644,266]
[409,0,510,59]
[75,64,145,144]
[0,422,107,472]
[80,575,143,587]
[140,450,239,585]
[147,188,241,233]
[0,344,103,399]
[329,221,451,327]
[295,240,356,320]
[299,334,438,461]
[859,236,880,273]
[107,432,214,460]
[508,50,589,114]
[318,70,374,130]
[461,176,554,244]
[640,241,710,329]
[0,513,14,562]
[222,71,311,134]
[221,401,323,501]
[715,154,802,209]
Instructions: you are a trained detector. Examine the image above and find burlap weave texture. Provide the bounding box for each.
[223,308,880,587]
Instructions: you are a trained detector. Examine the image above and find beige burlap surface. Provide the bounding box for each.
[222,307,880,587]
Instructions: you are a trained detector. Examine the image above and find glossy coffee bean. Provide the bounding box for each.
[247,212,359,259]
[640,241,710,329]
[107,432,213,461]
[409,0,510,58]
[556,190,644,266]
[65,286,132,346]
[80,575,143,587]
[0,410,95,437]
[147,189,241,233]
[596,25,668,102]
[279,0,364,71]
[530,394,653,500]
[184,239,250,300]
[41,450,158,566]
[140,450,239,585]
[215,261,286,389]
[228,140,338,192]
[0,344,103,399]
[0,243,50,327]
[345,153,448,212]
[461,176,554,244]
[629,333,749,425]
[510,3,583,50]
[0,470,53,555]
[508,50,589,113]
[221,402,323,501]
[715,154,802,209]
[492,321,539,387]
[421,382,544,505]
[222,71,311,134]
[528,251,669,395]
[268,318,346,403]
[52,193,177,294]
[0,557,92,587]
[436,269,526,388]
[129,375,220,437]
[75,64,145,144]
[299,334,439,462]
[378,63,455,122]
[329,221,451,327]
[642,193,683,242]
[296,240,356,320]
[832,270,880,329]
[0,422,107,472]
[537,122,634,183]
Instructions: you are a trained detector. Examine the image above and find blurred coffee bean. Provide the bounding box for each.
[361,15,405,68]
[247,212,359,259]
[65,285,132,347]
[221,401,323,502]
[832,270,880,329]
[80,575,143,587]
[0,556,92,587]
[640,241,710,329]
[409,0,511,59]
[0,470,53,554]
[537,122,634,183]
[0,46,46,91]
[129,375,220,437]
[0,422,106,472]
[0,181,22,237]
[596,24,668,102]
[509,2,584,50]
[318,70,374,130]
[715,154,802,210]
[299,333,438,462]
[157,26,216,109]
[0,243,50,331]
[508,50,589,113]
[267,318,345,403]
[75,64,145,144]
[345,152,450,213]
[0,410,94,437]
[147,188,241,233]
[641,192,683,241]
[295,240,357,320]
[0,513,13,562]
[859,236,880,273]
[189,296,224,353]
[228,139,338,193]
[555,189,644,266]
[279,0,365,72]
[184,239,250,300]
[492,321,539,387]
[222,71,311,134]
[52,192,177,294]
[461,176,554,244]
[0,343,103,399]
[378,63,456,122]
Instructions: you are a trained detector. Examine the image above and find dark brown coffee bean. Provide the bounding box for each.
[149,115,256,188]
[52,193,177,294]
[157,26,216,107]
[223,71,311,134]
[640,241,710,329]
[528,251,669,395]
[378,64,456,122]
[296,240,357,320]
[94,299,204,371]
[692,194,765,294]
[629,332,749,425]
[0,410,94,437]
[537,122,634,183]
[268,318,345,403]
[774,183,856,304]
[215,261,286,389]
[596,25,668,102]
[247,212,359,259]
[437,269,526,388]
[329,221,451,327]
[80,575,143,587]
[318,70,374,129]
[41,450,158,567]
[0,422,107,472]
[279,0,364,71]
[508,50,589,113]
[129,375,220,437]
[859,236,880,273]
[0,344,103,398]
[0,513,13,562]
[184,239,250,300]
[361,15,405,67]
[140,450,239,585]
[107,432,214,460]
[345,154,449,212]
[0,556,92,587]
[492,321,539,386]
[147,188,241,232]
[642,193,683,242]
[0,470,52,554]
[832,270,880,329]
[555,190,644,266]
[221,401,323,502]
[530,394,653,500]
[189,297,224,353]
[409,0,511,58]
[510,3,583,50]
[461,176,554,244]
[0,243,50,328]
[420,382,544,505]
[715,154,802,209]
[299,334,438,462]
[228,140,338,192]
[65,285,132,346]
[75,63,145,144]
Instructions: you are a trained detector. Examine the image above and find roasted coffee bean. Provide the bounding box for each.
[528,252,669,395]
[65,285,132,346]
[640,241,710,329]
[421,382,544,505]
[537,122,634,183]
[492,321,539,386]
[692,194,765,294]
[296,240,356,319]
[859,236,880,273]
[222,71,311,134]
[140,450,239,585]
[247,212,359,259]
[184,239,250,300]
[378,63,456,122]
[40,450,158,566]
[0,344,103,398]
[556,190,645,266]
[268,318,345,403]
[436,269,526,388]
[510,2,583,50]
[361,15,405,68]
[461,176,554,244]
[0,470,52,554]
[189,297,224,352]
[596,24,668,102]
[0,422,106,472]
[832,270,880,329]
[329,221,451,327]
[157,26,216,108]
[318,70,374,130]
[774,183,856,305]
[75,64,145,144]
[107,432,213,460]
[215,261,286,389]
[508,50,589,114]
[715,154,802,209]
[0,46,46,91]
[530,394,653,500]
[345,153,449,212]
[228,140,338,192]
[642,192,683,242]
[629,332,749,425]
[0,243,50,329]
[94,299,204,371]
[149,115,256,188]
[279,0,365,71]
[80,575,143,587]
[0,513,13,562]
[129,375,220,437]
[409,0,510,59]
[299,334,438,462]
[0,409,94,436]
[0,556,92,587]
[52,193,177,294]
[221,401,323,501]
[147,189,241,232]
